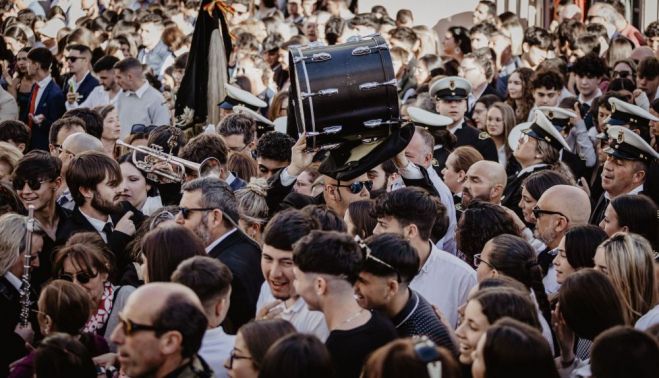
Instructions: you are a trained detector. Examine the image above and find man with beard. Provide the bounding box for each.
[176,176,262,334]
[255,209,328,340]
[59,151,139,274]
[461,160,507,207]
[534,184,590,294]
[66,56,121,110]
[366,160,399,199]
[12,151,71,290]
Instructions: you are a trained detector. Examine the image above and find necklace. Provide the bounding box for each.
[343,309,365,324]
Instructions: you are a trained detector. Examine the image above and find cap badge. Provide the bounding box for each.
[449,80,456,90]
[616,132,624,144]
[547,111,554,119]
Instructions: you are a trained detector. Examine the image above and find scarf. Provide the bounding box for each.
[83,281,114,335]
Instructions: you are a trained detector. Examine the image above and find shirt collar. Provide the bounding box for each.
[37,75,52,89]
[79,208,112,234]
[578,88,602,106]
[74,71,90,86]
[4,272,22,291]
[604,184,644,200]
[205,227,238,253]
[225,172,236,185]
[419,242,439,274]
[517,163,548,177]
[448,119,465,134]
[132,81,150,98]
[391,289,420,328]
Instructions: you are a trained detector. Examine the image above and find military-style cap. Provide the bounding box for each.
[507,121,532,151]
[407,107,453,128]
[606,97,659,129]
[319,123,415,181]
[605,126,659,162]
[520,110,571,151]
[429,76,472,101]
[233,105,274,137]
[537,106,577,130]
[218,83,268,110]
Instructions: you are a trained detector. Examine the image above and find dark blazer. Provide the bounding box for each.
[590,192,608,226]
[0,276,38,377]
[431,146,451,176]
[455,122,499,163]
[561,150,587,180]
[229,175,246,191]
[207,229,263,334]
[63,73,100,104]
[31,205,72,292]
[30,80,66,151]
[502,165,549,221]
[58,203,144,275]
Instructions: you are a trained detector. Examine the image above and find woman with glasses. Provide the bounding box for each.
[52,241,135,351]
[96,105,121,158]
[224,319,296,378]
[473,234,554,352]
[117,153,163,216]
[9,280,109,378]
[454,287,542,376]
[552,225,608,286]
[593,233,656,324]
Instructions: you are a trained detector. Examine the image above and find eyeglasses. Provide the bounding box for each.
[226,349,252,369]
[58,271,99,284]
[130,124,159,135]
[13,177,53,191]
[532,206,567,219]
[177,207,215,219]
[473,253,495,269]
[334,180,373,194]
[612,70,632,79]
[65,56,85,62]
[118,314,166,336]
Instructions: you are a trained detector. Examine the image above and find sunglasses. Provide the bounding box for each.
[118,315,166,336]
[612,70,632,79]
[65,56,85,62]
[355,236,401,281]
[334,180,373,194]
[58,271,99,284]
[177,207,214,219]
[13,177,53,191]
[130,124,159,135]
[473,253,495,269]
[531,206,567,219]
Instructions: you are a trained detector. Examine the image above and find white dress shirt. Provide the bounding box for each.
[410,243,477,328]
[33,75,52,111]
[199,326,234,378]
[256,282,329,341]
[4,272,22,291]
[79,208,113,242]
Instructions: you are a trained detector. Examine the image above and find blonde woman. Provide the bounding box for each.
[0,141,23,183]
[235,178,269,242]
[593,233,657,324]
[485,102,516,169]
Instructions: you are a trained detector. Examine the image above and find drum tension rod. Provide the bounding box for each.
[293,52,332,63]
[301,88,339,99]
[359,79,398,91]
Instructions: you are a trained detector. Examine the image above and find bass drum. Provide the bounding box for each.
[287,35,400,149]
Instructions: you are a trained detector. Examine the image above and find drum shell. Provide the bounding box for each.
[288,35,400,149]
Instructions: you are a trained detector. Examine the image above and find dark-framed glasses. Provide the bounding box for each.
[473,253,495,269]
[178,207,215,219]
[118,314,167,336]
[58,271,99,284]
[226,349,252,369]
[531,205,567,219]
[334,180,373,194]
[65,56,85,62]
[13,177,53,191]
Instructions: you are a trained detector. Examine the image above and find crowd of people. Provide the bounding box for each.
[0,0,659,377]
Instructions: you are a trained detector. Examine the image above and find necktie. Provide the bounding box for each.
[102,222,113,236]
[28,83,40,129]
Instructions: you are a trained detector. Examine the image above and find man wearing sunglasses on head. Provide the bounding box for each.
[110,282,213,378]
[59,151,142,276]
[12,150,72,291]
[533,184,591,295]
[176,176,262,334]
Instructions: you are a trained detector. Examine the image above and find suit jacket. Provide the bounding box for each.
[431,146,451,176]
[589,192,608,226]
[58,204,144,275]
[0,277,37,377]
[63,73,100,105]
[502,165,549,221]
[208,229,263,334]
[30,81,66,151]
[561,150,586,180]
[31,205,72,292]
[455,123,499,163]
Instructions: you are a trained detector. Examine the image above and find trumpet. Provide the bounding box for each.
[117,140,222,183]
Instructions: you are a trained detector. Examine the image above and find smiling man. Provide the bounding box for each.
[255,209,328,340]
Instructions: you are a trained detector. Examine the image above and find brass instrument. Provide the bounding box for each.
[19,205,35,327]
[117,140,222,183]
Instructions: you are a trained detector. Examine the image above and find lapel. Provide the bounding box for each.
[208,229,242,259]
[36,81,53,111]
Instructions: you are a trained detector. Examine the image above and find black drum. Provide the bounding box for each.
[287,35,400,149]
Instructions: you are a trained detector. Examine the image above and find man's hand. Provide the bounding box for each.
[66,91,80,104]
[287,133,316,177]
[29,113,45,125]
[114,211,136,236]
[393,148,410,170]
[256,300,284,320]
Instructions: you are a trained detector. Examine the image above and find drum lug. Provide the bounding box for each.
[301,88,339,99]
[307,125,343,136]
[352,46,371,56]
[359,79,398,91]
[294,52,332,63]
[364,119,400,128]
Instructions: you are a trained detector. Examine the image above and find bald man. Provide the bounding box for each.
[56,132,106,210]
[534,185,591,293]
[110,282,212,378]
[461,160,507,206]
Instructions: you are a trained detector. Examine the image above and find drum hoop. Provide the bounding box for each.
[373,35,397,121]
[290,47,307,139]
[299,49,317,147]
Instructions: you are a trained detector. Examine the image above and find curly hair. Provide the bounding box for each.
[456,200,520,265]
[255,131,295,162]
[506,67,535,124]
